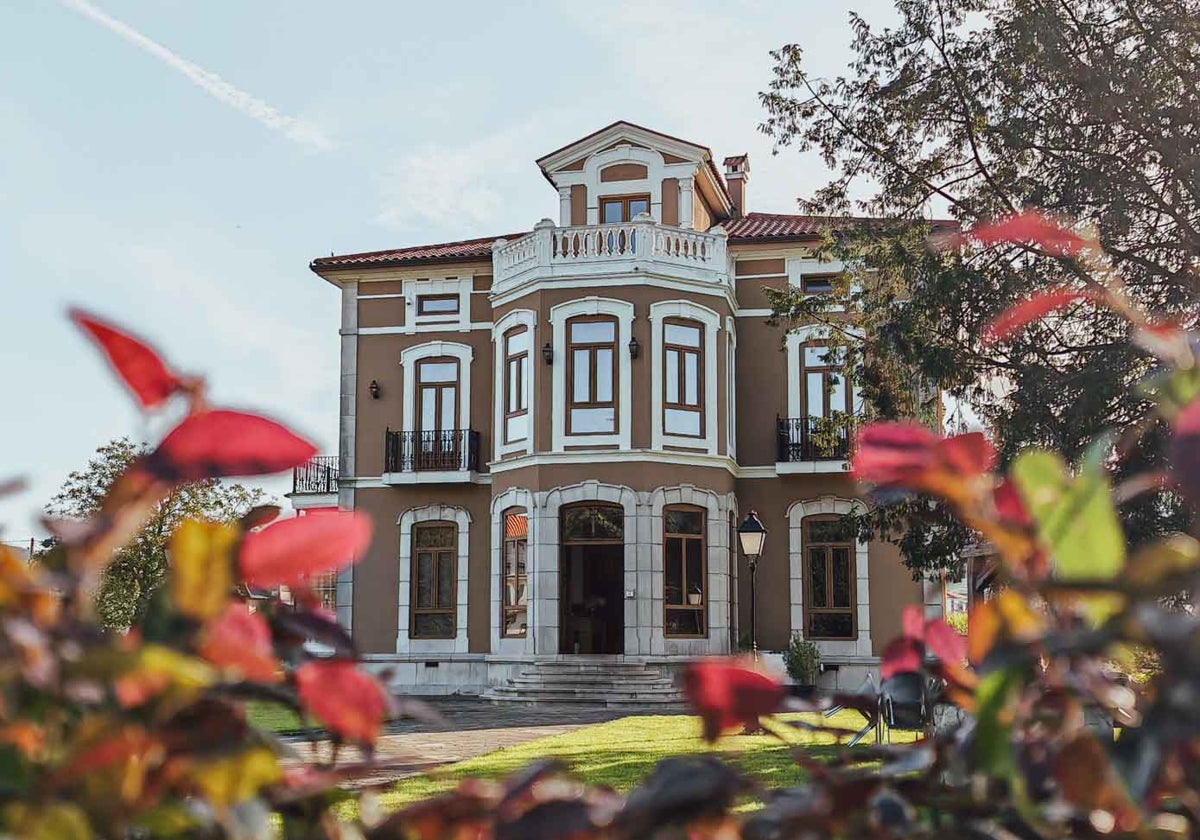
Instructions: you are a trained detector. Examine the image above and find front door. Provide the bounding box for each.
[416,358,460,470]
[559,504,624,654]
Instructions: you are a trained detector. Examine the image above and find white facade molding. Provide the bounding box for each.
[401,275,472,334]
[489,488,537,656]
[337,280,358,632]
[725,315,737,459]
[492,308,537,458]
[548,297,635,451]
[487,449,739,475]
[648,300,721,454]
[398,341,474,435]
[490,272,734,311]
[396,504,472,654]
[786,496,872,658]
[678,176,695,230]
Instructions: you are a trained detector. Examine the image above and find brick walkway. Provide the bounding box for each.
[281,698,681,787]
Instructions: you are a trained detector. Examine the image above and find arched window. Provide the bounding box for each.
[664,505,706,638]
[802,515,856,640]
[501,508,528,638]
[502,327,530,444]
[663,319,704,437]
[566,316,618,435]
[411,521,457,638]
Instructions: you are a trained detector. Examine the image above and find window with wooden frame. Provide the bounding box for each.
[416,293,460,316]
[663,319,704,437]
[501,509,528,638]
[503,327,530,444]
[599,193,650,224]
[802,515,855,640]
[566,316,617,435]
[312,571,337,614]
[800,345,854,420]
[800,274,837,294]
[664,506,706,638]
[411,522,457,638]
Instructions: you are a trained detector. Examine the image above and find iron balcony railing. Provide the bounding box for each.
[384,429,481,473]
[776,416,852,462]
[292,455,340,494]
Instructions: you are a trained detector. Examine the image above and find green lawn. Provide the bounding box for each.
[381,710,911,811]
[246,701,311,733]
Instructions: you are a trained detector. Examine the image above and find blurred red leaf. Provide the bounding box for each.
[901,604,925,641]
[938,433,995,477]
[239,511,372,588]
[70,308,184,409]
[198,603,280,683]
[145,410,316,481]
[294,660,387,744]
[993,479,1032,528]
[969,211,1088,256]
[681,660,786,742]
[982,287,1094,346]
[924,617,967,666]
[852,423,939,486]
[880,637,923,681]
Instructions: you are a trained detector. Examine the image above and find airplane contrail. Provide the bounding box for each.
[59,0,334,152]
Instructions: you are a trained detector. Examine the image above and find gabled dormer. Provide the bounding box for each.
[535,121,734,230]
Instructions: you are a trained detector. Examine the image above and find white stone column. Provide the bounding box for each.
[558,186,572,227]
[678,177,695,230]
[337,281,358,632]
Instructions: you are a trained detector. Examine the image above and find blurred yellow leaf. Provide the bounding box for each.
[114,645,215,708]
[170,520,237,621]
[191,747,280,807]
[4,802,92,840]
[1127,534,1200,586]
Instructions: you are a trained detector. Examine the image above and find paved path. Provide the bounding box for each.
[281,698,681,787]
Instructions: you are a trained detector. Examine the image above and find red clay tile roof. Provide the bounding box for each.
[723,212,959,242]
[310,232,526,270]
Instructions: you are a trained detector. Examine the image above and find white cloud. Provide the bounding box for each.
[58,0,334,152]
[373,120,552,235]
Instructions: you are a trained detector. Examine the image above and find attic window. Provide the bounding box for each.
[417,294,460,316]
[801,274,836,294]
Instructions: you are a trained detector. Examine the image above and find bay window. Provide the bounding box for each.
[501,509,528,638]
[664,506,706,638]
[503,327,529,444]
[663,319,703,437]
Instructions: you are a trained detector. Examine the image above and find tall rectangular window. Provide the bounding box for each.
[803,516,855,640]
[503,327,530,444]
[567,317,617,435]
[411,523,456,638]
[502,510,528,638]
[664,320,703,437]
[801,345,852,419]
[415,358,460,470]
[664,507,706,638]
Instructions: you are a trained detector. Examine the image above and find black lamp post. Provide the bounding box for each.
[737,510,767,658]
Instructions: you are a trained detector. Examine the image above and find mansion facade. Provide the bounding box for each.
[296,121,929,695]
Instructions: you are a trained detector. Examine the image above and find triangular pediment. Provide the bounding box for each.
[537,121,710,175]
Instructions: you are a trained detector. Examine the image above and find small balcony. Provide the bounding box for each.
[383,429,481,484]
[292,455,340,495]
[491,216,730,293]
[776,417,852,473]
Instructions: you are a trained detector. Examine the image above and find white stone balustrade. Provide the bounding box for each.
[492,215,730,292]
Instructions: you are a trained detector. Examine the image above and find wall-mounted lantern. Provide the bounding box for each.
[628,336,640,359]
[542,342,554,365]
[369,380,381,399]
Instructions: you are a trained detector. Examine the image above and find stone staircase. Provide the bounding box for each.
[481,659,686,708]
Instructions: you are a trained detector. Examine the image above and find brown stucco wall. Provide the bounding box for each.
[600,163,648,182]
[570,185,587,226]
[661,178,679,226]
[693,192,713,231]
[735,317,788,466]
[351,485,492,654]
[358,297,405,329]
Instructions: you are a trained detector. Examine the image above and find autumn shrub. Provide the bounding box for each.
[3,211,1200,837]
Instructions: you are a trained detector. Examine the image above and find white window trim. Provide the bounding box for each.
[649,300,720,454]
[402,276,472,334]
[490,488,536,655]
[550,297,634,451]
[787,496,872,658]
[493,309,537,458]
[397,504,471,654]
[725,315,736,459]
[785,326,864,420]
[399,341,473,436]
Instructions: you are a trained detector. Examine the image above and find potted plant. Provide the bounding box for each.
[687,584,703,606]
[783,633,822,696]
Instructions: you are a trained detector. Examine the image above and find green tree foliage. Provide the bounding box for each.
[760,0,1197,577]
[44,438,267,628]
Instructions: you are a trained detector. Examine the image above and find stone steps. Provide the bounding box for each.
[482,660,686,708]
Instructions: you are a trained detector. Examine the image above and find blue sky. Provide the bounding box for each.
[0,0,898,538]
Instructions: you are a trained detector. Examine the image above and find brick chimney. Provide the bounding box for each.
[723,154,749,218]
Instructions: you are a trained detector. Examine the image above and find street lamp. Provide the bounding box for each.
[737,510,767,658]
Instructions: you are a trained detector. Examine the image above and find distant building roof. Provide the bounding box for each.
[723,212,959,243]
[311,232,526,270]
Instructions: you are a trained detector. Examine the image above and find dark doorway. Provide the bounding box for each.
[560,504,625,654]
